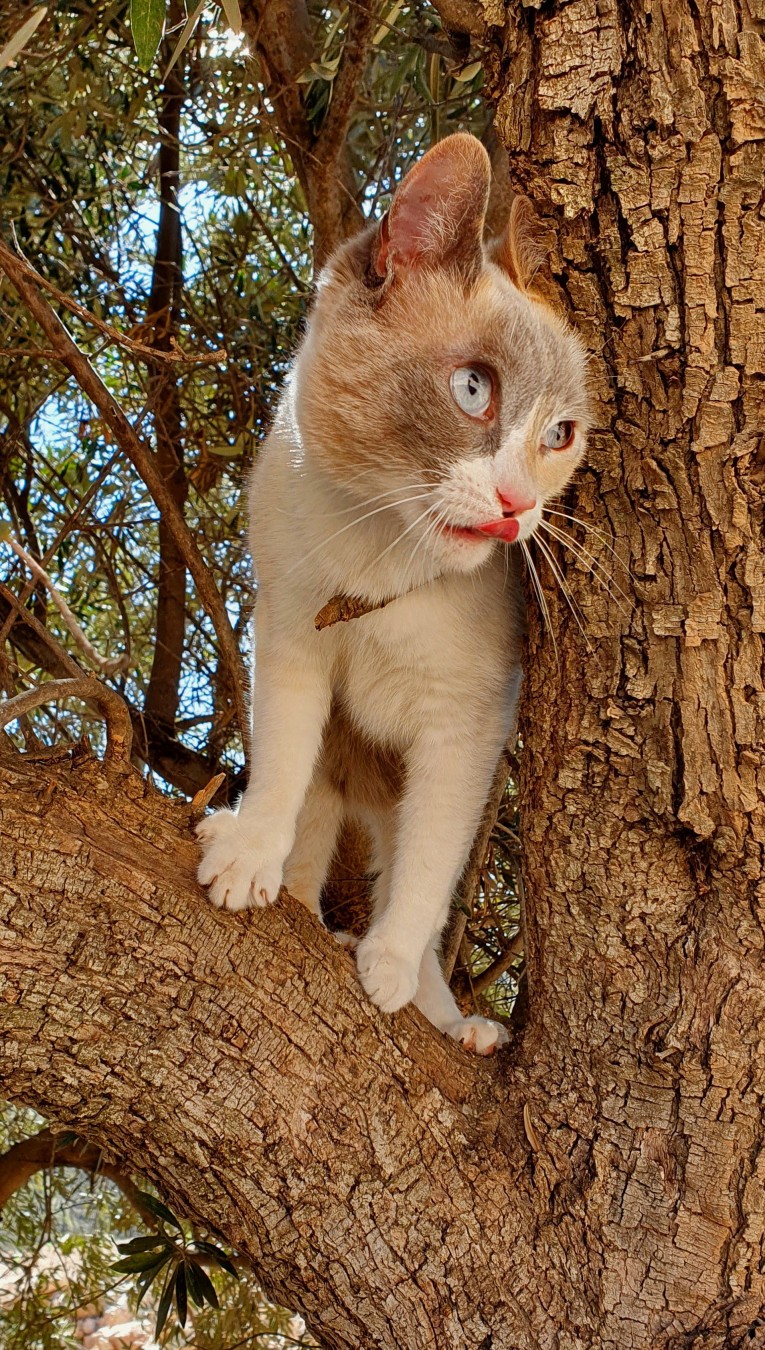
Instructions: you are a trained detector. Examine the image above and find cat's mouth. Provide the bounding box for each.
[439,518,520,545]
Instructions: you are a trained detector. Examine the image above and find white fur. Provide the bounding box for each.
[196,366,527,1053]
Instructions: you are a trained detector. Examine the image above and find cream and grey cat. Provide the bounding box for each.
[197,133,590,1054]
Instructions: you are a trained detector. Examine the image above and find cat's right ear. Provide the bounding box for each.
[371,134,491,285]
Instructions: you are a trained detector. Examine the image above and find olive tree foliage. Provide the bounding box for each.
[0,1,519,1343]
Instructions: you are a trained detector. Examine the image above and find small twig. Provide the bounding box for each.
[1,250,225,366]
[444,744,513,981]
[189,771,227,821]
[523,1103,541,1152]
[2,530,129,676]
[0,237,249,757]
[471,931,523,997]
[0,675,133,762]
[314,592,394,630]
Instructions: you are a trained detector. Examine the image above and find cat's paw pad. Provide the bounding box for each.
[446,1015,509,1056]
[195,811,283,912]
[355,935,419,1013]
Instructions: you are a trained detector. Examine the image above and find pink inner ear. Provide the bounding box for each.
[382,135,490,272]
[388,159,459,265]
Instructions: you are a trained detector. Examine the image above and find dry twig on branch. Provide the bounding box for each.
[0,237,249,756]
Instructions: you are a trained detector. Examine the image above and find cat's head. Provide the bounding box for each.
[295,133,590,575]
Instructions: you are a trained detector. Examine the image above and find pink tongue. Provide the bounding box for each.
[476,517,520,543]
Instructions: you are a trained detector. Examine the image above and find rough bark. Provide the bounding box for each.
[486,0,765,1343]
[1,1,764,1347]
[0,746,533,1350]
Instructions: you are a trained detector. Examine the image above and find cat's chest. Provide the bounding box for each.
[334,569,518,744]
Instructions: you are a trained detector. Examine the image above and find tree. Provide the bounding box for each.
[1,0,764,1347]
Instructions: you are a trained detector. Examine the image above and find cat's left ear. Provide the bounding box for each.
[488,194,546,291]
[372,134,491,283]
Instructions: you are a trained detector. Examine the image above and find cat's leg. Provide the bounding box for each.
[414,945,509,1055]
[282,774,344,918]
[355,726,506,1013]
[196,639,332,912]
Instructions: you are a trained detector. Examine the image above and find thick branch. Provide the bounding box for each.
[0,239,248,754]
[0,1128,155,1225]
[239,0,369,263]
[0,744,532,1350]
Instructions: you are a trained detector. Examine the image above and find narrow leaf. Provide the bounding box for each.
[154,1265,176,1339]
[184,1259,206,1309]
[134,1190,183,1229]
[218,0,242,34]
[0,7,47,73]
[51,1131,79,1150]
[136,1252,174,1308]
[194,1240,238,1279]
[175,1261,188,1327]
[188,1259,219,1309]
[162,0,205,81]
[116,1235,172,1255]
[130,0,166,71]
[113,1250,173,1274]
[452,60,482,82]
[372,0,404,46]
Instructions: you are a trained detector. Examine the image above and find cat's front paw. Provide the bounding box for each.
[196,810,284,912]
[355,933,419,1013]
[445,1015,509,1056]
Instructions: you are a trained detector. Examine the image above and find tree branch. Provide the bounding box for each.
[0,1128,156,1226]
[144,25,189,733]
[0,676,132,761]
[0,238,249,757]
[0,743,534,1350]
[0,585,240,802]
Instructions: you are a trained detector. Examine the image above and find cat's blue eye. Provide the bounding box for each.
[543,420,575,450]
[450,366,493,418]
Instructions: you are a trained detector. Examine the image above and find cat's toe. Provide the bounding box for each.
[447,1015,509,1056]
[206,857,282,911]
[333,930,359,951]
[355,935,419,1013]
[196,811,282,911]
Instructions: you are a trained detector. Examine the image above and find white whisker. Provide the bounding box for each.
[538,519,631,618]
[371,505,437,569]
[282,493,432,577]
[544,507,634,581]
[533,533,600,664]
[520,539,558,666]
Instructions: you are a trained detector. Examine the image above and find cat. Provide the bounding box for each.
[196,132,590,1055]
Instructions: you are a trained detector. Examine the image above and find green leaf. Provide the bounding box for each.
[194,1240,238,1279]
[134,1190,183,1229]
[136,1252,174,1308]
[116,1235,172,1255]
[186,1258,219,1309]
[218,0,241,34]
[154,1265,176,1339]
[51,1131,79,1150]
[130,0,166,71]
[113,1249,173,1274]
[0,6,48,74]
[175,1261,188,1327]
[452,60,482,83]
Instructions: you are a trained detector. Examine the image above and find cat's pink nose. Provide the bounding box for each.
[497,489,536,518]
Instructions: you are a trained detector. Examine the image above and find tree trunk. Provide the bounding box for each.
[1,2,764,1346]
[486,0,765,1342]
